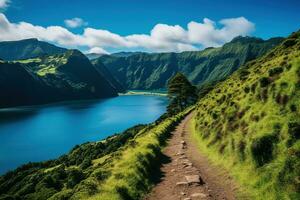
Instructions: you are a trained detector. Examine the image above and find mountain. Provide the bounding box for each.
[85,53,105,60]
[98,36,283,90]
[192,31,300,199]
[92,59,126,92]
[111,51,145,57]
[0,50,118,108]
[0,38,67,61]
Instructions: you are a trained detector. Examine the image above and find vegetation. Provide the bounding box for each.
[167,72,197,115]
[98,36,283,90]
[192,31,300,199]
[0,108,193,200]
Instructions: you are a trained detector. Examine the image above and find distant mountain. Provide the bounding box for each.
[98,36,284,90]
[0,38,67,61]
[85,53,106,60]
[0,50,118,108]
[92,59,126,93]
[111,51,145,57]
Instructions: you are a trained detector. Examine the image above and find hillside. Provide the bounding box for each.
[0,38,67,61]
[192,31,300,199]
[98,36,283,90]
[92,59,125,93]
[0,50,118,108]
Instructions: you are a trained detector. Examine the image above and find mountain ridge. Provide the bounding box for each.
[98,36,284,90]
[0,38,67,61]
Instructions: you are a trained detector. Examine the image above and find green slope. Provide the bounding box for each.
[99,36,283,90]
[0,38,67,61]
[192,31,300,199]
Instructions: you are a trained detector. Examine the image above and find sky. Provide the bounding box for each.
[0,0,299,54]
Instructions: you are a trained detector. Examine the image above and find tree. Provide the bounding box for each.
[167,72,198,115]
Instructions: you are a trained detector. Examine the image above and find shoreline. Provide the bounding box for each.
[119,90,168,97]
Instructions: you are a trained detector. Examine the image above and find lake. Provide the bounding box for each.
[0,95,168,174]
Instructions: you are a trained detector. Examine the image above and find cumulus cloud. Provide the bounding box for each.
[0,0,10,9]
[0,13,255,53]
[64,17,88,28]
[88,47,109,55]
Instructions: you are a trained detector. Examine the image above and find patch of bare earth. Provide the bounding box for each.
[144,112,243,200]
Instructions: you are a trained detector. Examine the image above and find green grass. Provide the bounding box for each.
[192,31,300,199]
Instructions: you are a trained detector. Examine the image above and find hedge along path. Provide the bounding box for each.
[144,112,243,200]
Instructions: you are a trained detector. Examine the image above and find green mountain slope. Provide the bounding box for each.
[192,31,300,199]
[98,36,283,90]
[0,38,67,61]
[0,50,118,108]
[92,59,125,93]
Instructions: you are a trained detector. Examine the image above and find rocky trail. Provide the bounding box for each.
[144,112,242,200]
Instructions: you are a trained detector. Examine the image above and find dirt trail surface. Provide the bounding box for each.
[144,112,241,200]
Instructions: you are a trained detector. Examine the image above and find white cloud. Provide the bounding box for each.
[88,47,109,55]
[64,17,88,28]
[0,0,10,9]
[0,13,255,53]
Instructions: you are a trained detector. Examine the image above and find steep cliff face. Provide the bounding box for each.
[99,36,283,90]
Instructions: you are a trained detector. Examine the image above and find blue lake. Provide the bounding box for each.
[0,95,168,174]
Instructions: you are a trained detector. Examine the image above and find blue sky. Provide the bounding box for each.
[1,0,300,53]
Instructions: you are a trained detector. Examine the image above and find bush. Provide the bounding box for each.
[283,39,297,47]
[259,77,270,87]
[268,66,283,76]
[251,135,277,167]
[66,169,84,189]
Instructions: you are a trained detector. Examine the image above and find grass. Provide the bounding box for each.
[192,31,300,200]
[86,108,193,200]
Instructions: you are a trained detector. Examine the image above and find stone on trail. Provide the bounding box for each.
[183,198,191,200]
[179,155,187,159]
[185,175,203,184]
[176,181,188,186]
[181,140,186,144]
[171,169,176,172]
[190,192,207,198]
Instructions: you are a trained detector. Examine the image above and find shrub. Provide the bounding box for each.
[80,158,92,170]
[268,66,283,76]
[283,39,297,47]
[66,169,84,189]
[259,77,270,87]
[288,122,300,140]
[251,135,277,167]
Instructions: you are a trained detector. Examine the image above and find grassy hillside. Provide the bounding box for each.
[0,108,192,200]
[192,31,300,199]
[99,36,283,90]
[0,38,67,61]
[0,50,117,108]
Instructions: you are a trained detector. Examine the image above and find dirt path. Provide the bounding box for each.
[144,112,240,200]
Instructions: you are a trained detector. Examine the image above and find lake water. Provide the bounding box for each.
[0,95,168,174]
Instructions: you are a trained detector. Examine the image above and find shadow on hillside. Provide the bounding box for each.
[149,153,172,185]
